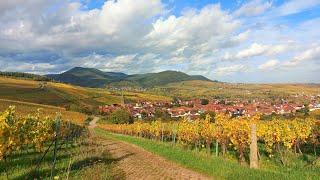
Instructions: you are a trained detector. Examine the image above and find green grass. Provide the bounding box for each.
[94,128,320,180]
[0,137,122,180]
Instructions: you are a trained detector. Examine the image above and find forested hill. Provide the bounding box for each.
[46,67,213,88]
[47,67,128,88]
[0,71,52,81]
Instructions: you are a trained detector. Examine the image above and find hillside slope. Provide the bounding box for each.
[47,67,128,87]
[0,99,87,123]
[120,70,212,88]
[149,80,320,102]
[47,67,213,88]
[0,77,170,114]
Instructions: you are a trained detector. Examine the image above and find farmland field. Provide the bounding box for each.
[95,129,320,180]
[150,80,320,101]
[0,99,87,124]
[0,77,170,114]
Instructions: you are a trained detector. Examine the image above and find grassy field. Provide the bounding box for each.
[150,80,320,101]
[0,77,170,114]
[95,128,320,180]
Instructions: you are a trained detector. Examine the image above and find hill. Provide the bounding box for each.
[47,67,213,88]
[0,71,52,81]
[0,77,171,114]
[117,70,212,88]
[148,80,320,103]
[47,67,128,87]
[0,99,87,124]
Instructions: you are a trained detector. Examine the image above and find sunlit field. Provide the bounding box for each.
[0,99,87,124]
[150,80,320,101]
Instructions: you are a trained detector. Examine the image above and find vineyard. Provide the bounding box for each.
[100,114,320,166]
[0,106,89,179]
[0,99,87,124]
[0,76,171,115]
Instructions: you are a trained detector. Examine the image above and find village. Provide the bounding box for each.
[99,94,320,120]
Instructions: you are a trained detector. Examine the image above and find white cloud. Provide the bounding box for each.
[284,46,320,67]
[258,59,279,70]
[0,0,319,82]
[236,43,268,59]
[223,43,294,61]
[276,0,320,16]
[0,59,57,74]
[234,0,272,17]
[215,64,247,75]
[98,0,163,36]
[146,4,240,52]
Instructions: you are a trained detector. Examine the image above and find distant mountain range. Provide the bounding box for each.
[46,67,213,88]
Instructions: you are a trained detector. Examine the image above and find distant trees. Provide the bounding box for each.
[108,109,133,124]
[0,71,52,81]
[200,99,209,105]
[200,111,216,122]
[172,96,181,106]
[297,105,309,116]
[154,109,171,120]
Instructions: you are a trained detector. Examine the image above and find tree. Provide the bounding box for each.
[154,109,170,120]
[108,109,133,124]
[141,110,148,120]
[200,111,216,122]
[200,99,209,105]
[172,96,181,106]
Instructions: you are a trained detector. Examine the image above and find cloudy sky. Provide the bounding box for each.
[0,0,319,83]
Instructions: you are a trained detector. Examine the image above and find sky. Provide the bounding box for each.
[0,0,320,83]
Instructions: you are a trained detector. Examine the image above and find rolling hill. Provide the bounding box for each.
[0,76,171,114]
[47,67,128,87]
[47,67,213,88]
[115,70,212,88]
[0,99,87,124]
[148,80,320,103]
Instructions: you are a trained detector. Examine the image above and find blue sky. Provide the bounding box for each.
[0,0,319,83]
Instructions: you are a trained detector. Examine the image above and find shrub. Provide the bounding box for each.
[108,109,133,124]
[200,99,209,105]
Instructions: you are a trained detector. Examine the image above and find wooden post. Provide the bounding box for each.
[161,124,164,142]
[172,123,177,144]
[215,141,219,157]
[250,124,258,169]
[51,116,61,178]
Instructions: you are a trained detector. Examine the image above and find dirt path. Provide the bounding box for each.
[89,118,211,180]
[89,116,99,128]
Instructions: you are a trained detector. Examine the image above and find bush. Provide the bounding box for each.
[200,99,209,105]
[200,111,216,122]
[154,109,171,120]
[108,109,133,124]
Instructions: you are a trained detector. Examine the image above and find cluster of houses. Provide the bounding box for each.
[99,97,320,120]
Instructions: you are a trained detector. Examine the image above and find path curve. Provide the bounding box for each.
[89,118,211,180]
[88,116,99,128]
